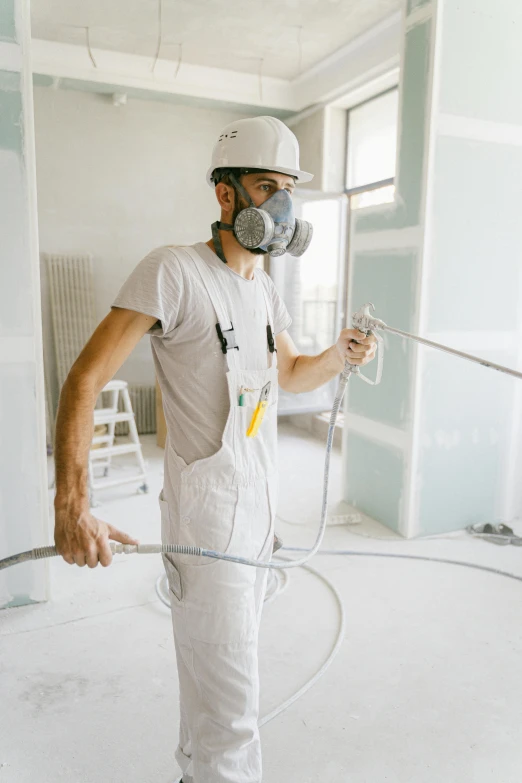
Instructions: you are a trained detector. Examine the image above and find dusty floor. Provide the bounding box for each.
[2,423,522,783]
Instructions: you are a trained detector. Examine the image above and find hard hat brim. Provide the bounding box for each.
[207,164,314,187]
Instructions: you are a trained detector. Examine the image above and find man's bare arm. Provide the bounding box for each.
[54,307,158,568]
[276,328,376,394]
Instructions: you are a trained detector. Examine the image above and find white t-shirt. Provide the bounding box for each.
[112,242,291,464]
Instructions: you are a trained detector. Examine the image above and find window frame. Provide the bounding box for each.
[342,87,399,329]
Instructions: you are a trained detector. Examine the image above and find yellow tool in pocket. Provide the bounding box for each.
[246,381,271,438]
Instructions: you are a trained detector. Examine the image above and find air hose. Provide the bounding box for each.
[0,357,355,574]
[3,303,522,733]
[3,299,522,573]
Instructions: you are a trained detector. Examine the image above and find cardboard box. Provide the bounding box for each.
[156,377,167,448]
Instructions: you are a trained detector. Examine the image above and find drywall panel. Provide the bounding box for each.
[343,430,405,532]
[0,3,49,609]
[427,136,522,333]
[355,19,432,233]
[415,349,512,535]
[0,1,16,43]
[0,362,48,608]
[0,70,22,153]
[348,250,417,428]
[0,147,32,336]
[407,0,431,13]
[438,1,522,126]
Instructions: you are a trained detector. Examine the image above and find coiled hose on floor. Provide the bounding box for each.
[3,358,522,731]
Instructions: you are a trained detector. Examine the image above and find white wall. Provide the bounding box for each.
[291,106,348,194]
[34,86,246,409]
[290,109,326,191]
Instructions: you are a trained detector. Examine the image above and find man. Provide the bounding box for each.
[54,116,376,783]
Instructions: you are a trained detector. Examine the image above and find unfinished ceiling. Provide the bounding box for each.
[30,0,401,81]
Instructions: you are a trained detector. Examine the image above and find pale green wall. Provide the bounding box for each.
[417,350,512,533]
[0,1,16,42]
[343,10,434,530]
[344,431,404,533]
[0,5,49,608]
[439,0,522,125]
[344,0,521,536]
[355,19,432,233]
[0,71,23,155]
[413,0,522,535]
[427,137,522,333]
[408,0,431,12]
[348,251,416,429]
[0,364,45,606]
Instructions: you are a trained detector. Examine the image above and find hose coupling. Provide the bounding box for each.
[110,543,138,555]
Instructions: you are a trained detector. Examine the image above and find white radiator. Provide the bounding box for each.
[45,253,96,389]
[115,385,157,435]
[45,254,156,436]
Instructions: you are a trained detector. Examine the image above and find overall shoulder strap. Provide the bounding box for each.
[257,271,278,368]
[181,246,240,371]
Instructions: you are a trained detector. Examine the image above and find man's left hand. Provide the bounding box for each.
[335,329,377,367]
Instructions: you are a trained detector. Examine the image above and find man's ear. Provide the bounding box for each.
[215,182,235,213]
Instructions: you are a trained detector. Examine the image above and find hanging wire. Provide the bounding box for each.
[174,43,183,79]
[296,25,303,75]
[258,57,264,102]
[85,26,97,69]
[151,0,164,73]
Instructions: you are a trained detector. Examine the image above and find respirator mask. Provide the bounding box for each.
[215,171,313,259]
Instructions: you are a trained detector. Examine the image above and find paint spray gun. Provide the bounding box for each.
[342,302,386,386]
[346,301,522,383]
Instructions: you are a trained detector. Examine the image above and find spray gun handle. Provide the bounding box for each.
[342,303,373,377]
[342,302,386,383]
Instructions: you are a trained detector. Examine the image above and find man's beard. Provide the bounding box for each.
[231,192,267,256]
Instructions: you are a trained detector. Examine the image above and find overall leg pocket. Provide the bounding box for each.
[233,479,274,562]
[162,553,183,602]
[182,560,258,645]
[159,493,183,601]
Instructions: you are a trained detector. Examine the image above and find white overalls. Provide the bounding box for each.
[160,247,278,783]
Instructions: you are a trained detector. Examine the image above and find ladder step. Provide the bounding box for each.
[91,435,112,445]
[94,411,134,424]
[90,473,147,490]
[90,443,140,459]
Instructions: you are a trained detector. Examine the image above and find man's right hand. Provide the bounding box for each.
[54,507,139,568]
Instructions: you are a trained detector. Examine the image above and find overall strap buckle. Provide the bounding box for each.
[216,323,239,354]
[267,324,277,353]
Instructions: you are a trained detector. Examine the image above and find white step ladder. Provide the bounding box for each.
[88,380,148,502]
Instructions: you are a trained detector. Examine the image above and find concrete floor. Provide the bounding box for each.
[2,422,522,783]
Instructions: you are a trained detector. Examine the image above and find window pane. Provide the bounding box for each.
[298,199,341,353]
[346,90,399,190]
[270,193,345,415]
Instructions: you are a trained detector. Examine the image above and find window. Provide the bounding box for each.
[346,89,399,209]
[298,198,343,353]
[271,191,346,416]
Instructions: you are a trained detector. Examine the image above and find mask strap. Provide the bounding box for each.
[211,173,253,264]
[211,221,230,264]
[228,172,255,207]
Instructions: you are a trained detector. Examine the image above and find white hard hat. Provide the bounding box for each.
[207,115,314,187]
